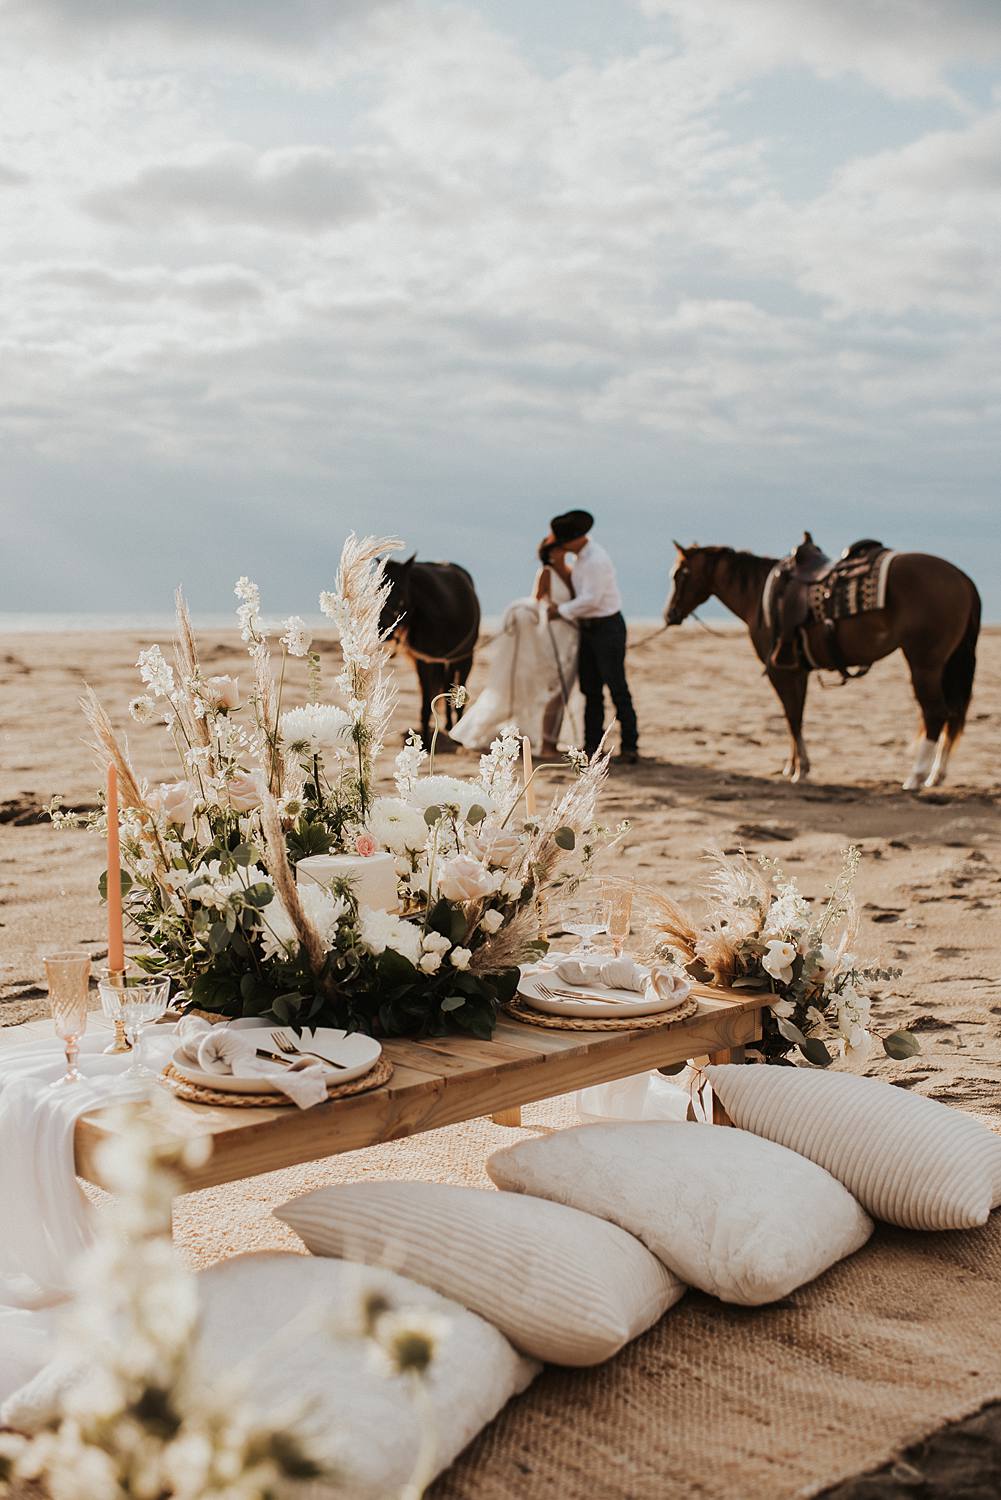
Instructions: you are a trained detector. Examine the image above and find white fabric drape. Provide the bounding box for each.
[451,569,579,752]
[0,1033,161,1401]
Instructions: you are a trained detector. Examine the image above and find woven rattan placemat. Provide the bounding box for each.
[504,992,699,1032]
[159,1053,394,1107]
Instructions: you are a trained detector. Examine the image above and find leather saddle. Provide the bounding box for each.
[769,532,884,671]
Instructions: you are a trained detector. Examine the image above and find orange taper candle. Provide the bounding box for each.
[106,763,125,975]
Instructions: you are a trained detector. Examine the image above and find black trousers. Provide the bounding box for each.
[578,612,638,757]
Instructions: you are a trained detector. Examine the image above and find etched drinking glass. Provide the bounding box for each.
[44,951,91,1087]
[602,882,634,958]
[120,977,171,1078]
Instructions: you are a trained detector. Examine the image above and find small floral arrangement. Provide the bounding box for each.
[650,847,919,1067]
[0,1097,442,1500]
[72,535,611,1039]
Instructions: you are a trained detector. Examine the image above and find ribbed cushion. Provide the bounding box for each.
[487,1122,873,1306]
[276,1181,683,1365]
[706,1065,1001,1230]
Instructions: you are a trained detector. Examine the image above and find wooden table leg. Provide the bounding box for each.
[491,1108,522,1127]
[706,1045,744,1125]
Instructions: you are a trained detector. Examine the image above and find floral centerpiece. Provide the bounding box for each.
[649,847,920,1067]
[76,535,610,1040]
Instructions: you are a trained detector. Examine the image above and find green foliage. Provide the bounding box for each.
[553,827,576,851]
[883,1029,921,1060]
[98,869,134,901]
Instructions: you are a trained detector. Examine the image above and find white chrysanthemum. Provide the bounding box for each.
[480,908,504,934]
[260,884,346,960]
[357,906,422,966]
[406,775,495,820]
[367,796,429,856]
[279,703,353,756]
[281,615,312,657]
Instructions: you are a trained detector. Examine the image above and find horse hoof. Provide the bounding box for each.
[902,775,922,791]
[923,771,945,789]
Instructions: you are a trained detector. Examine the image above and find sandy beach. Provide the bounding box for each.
[1,622,999,1496]
[3,621,1000,1113]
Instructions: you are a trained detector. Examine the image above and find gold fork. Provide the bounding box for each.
[270,1030,347,1068]
[533,981,633,1005]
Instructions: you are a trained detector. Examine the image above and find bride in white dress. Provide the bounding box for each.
[451,542,579,754]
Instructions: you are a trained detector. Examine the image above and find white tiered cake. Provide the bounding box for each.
[296,852,399,913]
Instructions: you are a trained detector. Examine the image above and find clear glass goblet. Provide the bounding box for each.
[44,951,91,1087]
[119,978,172,1078]
[560,894,611,956]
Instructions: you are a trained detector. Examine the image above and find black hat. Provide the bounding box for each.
[549,509,594,544]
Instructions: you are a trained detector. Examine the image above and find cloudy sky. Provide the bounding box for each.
[1,0,999,618]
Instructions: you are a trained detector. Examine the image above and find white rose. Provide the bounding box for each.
[480,909,504,934]
[419,951,443,974]
[437,854,499,904]
[464,825,524,866]
[422,931,451,954]
[450,946,472,970]
[148,780,197,835]
[225,770,263,813]
[761,939,796,985]
[204,675,240,711]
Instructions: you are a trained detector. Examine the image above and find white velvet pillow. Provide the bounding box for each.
[487,1122,873,1306]
[706,1064,1001,1230]
[3,1254,537,1497]
[276,1180,684,1365]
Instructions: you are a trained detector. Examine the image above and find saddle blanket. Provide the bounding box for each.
[763,547,897,632]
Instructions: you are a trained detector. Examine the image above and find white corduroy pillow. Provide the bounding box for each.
[276,1181,684,1365]
[487,1122,872,1306]
[706,1065,1001,1230]
[3,1253,537,1496]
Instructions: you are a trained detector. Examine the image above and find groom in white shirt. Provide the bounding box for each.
[545,509,639,764]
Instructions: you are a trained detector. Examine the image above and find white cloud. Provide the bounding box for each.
[83,146,382,231]
[0,0,997,614]
[642,0,1001,102]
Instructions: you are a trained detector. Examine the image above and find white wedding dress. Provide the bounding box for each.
[451,568,580,753]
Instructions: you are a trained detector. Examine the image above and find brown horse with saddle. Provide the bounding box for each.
[664,535,980,791]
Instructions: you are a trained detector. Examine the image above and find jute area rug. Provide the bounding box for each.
[158,1099,1001,1499]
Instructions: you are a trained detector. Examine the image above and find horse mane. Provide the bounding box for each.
[691,545,778,580]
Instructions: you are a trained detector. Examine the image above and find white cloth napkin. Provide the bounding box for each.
[174,1017,331,1109]
[553,956,693,1007]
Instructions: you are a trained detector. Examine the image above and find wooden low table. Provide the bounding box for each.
[74,985,765,1196]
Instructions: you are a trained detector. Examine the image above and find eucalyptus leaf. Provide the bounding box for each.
[883,1029,922,1060]
[231,842,256,867]
[776,1016,808,1047]
[208,922,232,955]
[801,1036,834,1068]
[554,827,576,851]
[424,806,443,827]
[466,804,487,826]
[441,995,466,1013]
[98,869,133,901]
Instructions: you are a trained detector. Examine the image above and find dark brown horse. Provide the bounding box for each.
[381,557,481,747]
[664,543,980,789]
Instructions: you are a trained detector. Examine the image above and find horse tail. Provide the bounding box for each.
[942,583,981,742]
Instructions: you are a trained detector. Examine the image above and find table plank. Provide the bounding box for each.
[74,998,764,1194]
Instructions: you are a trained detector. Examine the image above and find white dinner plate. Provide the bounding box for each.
[517,968,688,1020]
[171,1026,382,1095]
